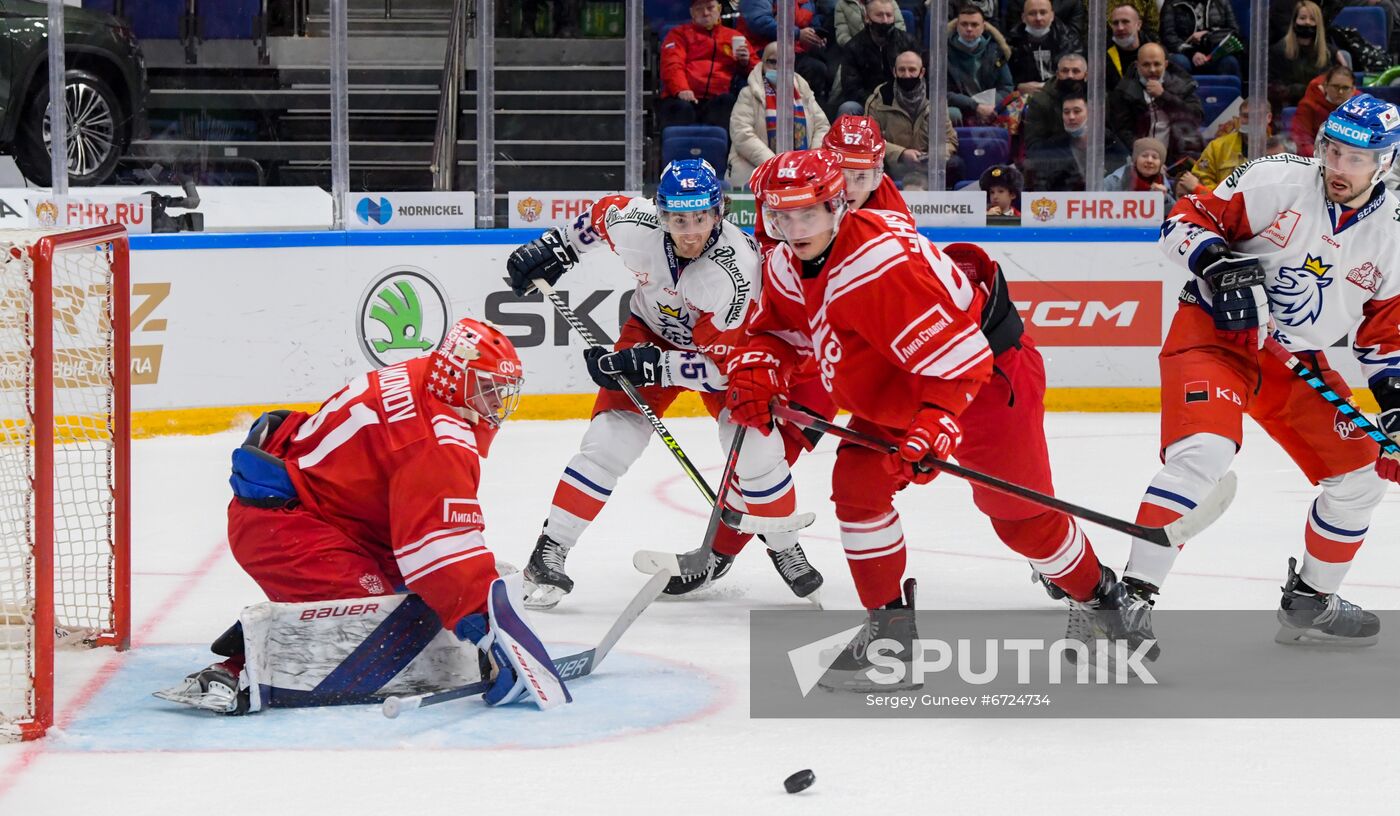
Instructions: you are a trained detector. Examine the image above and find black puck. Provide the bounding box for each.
[783,769,815,794]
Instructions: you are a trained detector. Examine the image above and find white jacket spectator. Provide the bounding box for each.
[728,47,832,186]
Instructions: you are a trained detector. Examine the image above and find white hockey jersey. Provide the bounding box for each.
[1161,154,1400,385]
[563,194,762,365]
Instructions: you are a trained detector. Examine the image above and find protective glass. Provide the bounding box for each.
[842,166,883,195]
[657,206,721,237]
[762,201,842,242]
[468,371,524,427]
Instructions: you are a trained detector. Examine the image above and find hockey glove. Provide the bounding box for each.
[1200,251,1268,349]
[1374,378,1400,483]
[725,350,783,434]
[585,344,662,390]
[887,406,962,485]
[506,228,579,296]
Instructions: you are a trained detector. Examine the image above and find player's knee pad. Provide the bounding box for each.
[989,511,1066,555]
[1162,433,1236,483]
[1316,463,1387,523]
[831,444,898,520]
[576,410,652,477]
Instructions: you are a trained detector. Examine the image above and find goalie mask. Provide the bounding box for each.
[428,318,523,451]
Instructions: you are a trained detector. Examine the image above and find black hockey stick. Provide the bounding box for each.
[381,569,672,718]
[634,424,747,576]
[770,402,1236,548]
[1263,337,1400,456]
[532,278,813,576]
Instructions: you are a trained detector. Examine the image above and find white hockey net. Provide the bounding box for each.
[0,226,128,742]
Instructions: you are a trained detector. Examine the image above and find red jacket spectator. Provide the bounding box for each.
[1291,67,1358,158]
[661,20,759,100]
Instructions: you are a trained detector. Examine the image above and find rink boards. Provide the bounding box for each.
[120,227,1374,435]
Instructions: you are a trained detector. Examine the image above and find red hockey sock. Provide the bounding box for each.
[838,510,907,609]
[992,512,1101,602]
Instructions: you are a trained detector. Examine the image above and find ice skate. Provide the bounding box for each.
[153,663,250,715]
[818,579,919,692]
[1276,557,1379,646]
[662,549,735,596]
[1065,566,1159,668]
[523,533,573,610]
[768,542,823,604]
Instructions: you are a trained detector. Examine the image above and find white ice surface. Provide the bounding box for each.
[3,414,1400,814]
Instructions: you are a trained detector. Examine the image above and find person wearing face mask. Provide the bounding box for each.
[834,0,906,46]
[1100,0,1158,38]
[728,41,832,184]
[864,50,962,189]
[1025,87,1128,190]
[1178,104,1272,195]
[1268,1,1338,116]
[835,0,918,116]
[1019,52,1086,156]
[1293,65,1359,158]
[1007,0,1081,95]
[1106,4,1156,90]
[946,4,1013,126]
[1107,42,1203,166]
[1103,136,1178,207]
[1005,0,1084,38]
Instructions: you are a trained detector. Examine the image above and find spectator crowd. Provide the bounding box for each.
[650,0,1400,210]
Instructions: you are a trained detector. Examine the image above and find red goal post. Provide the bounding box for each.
[0,224,130,741]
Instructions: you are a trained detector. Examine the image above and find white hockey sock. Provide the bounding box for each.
[1124,433,1235,590]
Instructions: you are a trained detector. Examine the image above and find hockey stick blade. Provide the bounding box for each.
[381,570,671,718]
[1157,470,1237,547]
[630,507,816,576]
[771,402,1235,549]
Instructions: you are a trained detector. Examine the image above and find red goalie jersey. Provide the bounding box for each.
[744,207,993,428]
[255,355,499,628]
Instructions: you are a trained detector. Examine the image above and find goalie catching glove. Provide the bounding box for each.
[506,228,579,296]
[888,406,962,485]
[1193,244,1269,348]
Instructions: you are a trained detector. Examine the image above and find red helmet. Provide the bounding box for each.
[756,149,847,211]
[755,150,849,244]
[428,318,523,429]
[823,115,886,170]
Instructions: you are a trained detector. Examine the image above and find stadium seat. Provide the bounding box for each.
[954,178,979,191]
[957,135,1009,184]
[125,0,184,39]
[1280,105,1298,136]
[1199,88,1240,129]
[200,0,261,39]
[902,9,915,33]
[1195,75,1242,95]
[955,126,1010,142]
[1333,7,1389,51]
[661,125,729,180]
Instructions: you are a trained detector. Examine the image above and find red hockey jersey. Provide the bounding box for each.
[743,208,993,429]
[262,356,496,628]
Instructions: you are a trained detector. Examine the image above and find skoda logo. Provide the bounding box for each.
[357,266,449,368]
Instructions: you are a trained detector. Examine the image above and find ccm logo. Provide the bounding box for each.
[299,602,380,621]
[1009,281,1162,346]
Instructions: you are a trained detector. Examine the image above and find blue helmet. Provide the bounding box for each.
[1318,93,1400,185]
[655,159,724,216]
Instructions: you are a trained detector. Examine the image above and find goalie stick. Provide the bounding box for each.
[1263,336,1400,456]
[381,568,672,718]
[531,278,813,576]
[769,402,1237,548]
